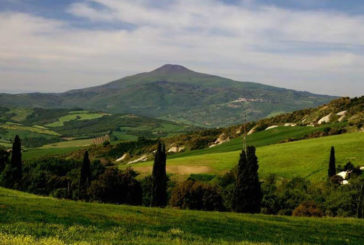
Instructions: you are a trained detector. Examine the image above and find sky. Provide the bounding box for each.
[0,0,364,96]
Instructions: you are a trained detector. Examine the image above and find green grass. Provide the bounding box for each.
[46,112,107,127]
[23,147,82,161]
[170,126,321,160]
[129,132,364,181]
[0,187,363,244]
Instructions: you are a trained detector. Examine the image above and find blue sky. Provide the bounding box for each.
[0,0,364,96]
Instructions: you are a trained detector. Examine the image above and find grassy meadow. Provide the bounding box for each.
[0,187,363,245]
[127,131,364,181]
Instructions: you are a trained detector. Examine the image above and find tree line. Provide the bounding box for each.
[0,135,363,217]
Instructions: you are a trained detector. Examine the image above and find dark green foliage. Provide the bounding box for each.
[232,146,262,213]
[170,180,225,211]
[261,174,281,214]
[151,142,167,207]
[140,176,153,206]
[23,108,71,125]
[0,148,9,173]
[88,168,142,205]
[79,151,91,200]
[21,136,60,148]
[21,158,79,197]
[328,146,336,178]
[0,136,22,188]
[292,201,323,217]
[357,184,364,218]
[11,135,22,182]
[188,174,216,182]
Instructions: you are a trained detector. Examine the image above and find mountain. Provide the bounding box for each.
[0,64,336,127]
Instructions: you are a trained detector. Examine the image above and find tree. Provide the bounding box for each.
[292,201,323,217]
[0,148,9,173]
[88,167,142,205]
[232,146,262,213]
[170,180,225,211]
[358,183,364,218]
[11,135,22,181]
[328,146,336,178]
[79,151,91,200]
[151,141,167,207]
[0,136,22,188]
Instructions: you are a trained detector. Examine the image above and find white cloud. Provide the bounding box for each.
[0,0,364,96]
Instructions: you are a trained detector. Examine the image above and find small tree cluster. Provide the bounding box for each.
[0,135,22,189]
[170,179,225,211]
[328,146,336,178]
[232,146,262,213]
[292,201,323,217]
[88,167,142,205]
[151,142,167,207]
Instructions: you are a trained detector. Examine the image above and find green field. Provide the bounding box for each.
[40,139,95,149]
[0,187,363,244]
[128,132,364,181]
[46,111,107,127]
[169,126,323,159]
[23,147,82,161]
[0,123,60,136]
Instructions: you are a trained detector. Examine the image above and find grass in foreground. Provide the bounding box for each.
[0,187,364,244]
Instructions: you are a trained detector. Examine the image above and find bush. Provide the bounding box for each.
[170,180,224,211]
[292,201,323,217]
[88,167,142,205]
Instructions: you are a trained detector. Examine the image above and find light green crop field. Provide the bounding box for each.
[41,139,94,148]
[128,132,364,181]
[0,187,363,245]
[46,112,107,127]
[0,123,60,136]
[7,107,33,122]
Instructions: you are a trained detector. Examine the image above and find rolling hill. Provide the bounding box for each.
[0,187,363,244]
[0,65,335,127]
[0,107,196,149]
[123,130,364,181]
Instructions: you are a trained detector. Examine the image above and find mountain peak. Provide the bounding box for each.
[152,64,192,74]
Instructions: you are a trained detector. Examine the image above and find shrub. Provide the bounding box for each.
[292,201,323,217]
[170,180,224,211]
[88,167,142,205]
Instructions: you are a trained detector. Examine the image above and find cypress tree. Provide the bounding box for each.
[0,148,9,173]
[79,151,91,200]
[358,184,364,219]
[328,146,336,178]
[0,135,22,188]
[11,135,22,182]
[151,141,167,207]
[232,146,262,213]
